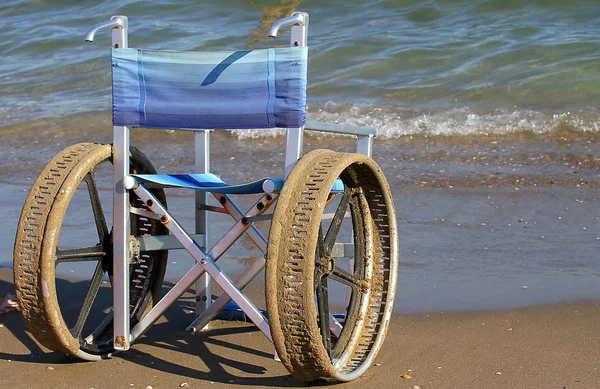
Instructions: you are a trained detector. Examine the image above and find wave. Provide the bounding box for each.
[2,103,598,145]
[232,103,600,139]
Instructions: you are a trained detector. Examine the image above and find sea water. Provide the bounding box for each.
[0,0,598,313]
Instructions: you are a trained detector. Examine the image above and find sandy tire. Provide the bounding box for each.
[266,149,398,381]
[13,143,167,360]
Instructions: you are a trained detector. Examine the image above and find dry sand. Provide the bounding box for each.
[1,268,598,389]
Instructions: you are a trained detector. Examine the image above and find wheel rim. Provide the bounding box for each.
[266,149,398,382]
[13,143,167,357]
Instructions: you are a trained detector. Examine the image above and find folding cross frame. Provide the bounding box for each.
[13,12,398,382]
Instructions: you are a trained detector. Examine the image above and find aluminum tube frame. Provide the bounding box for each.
[187,255,267,332]
[305,120,376,137]
[215,194,268,252]
[304,121,375,158]
[130,257,206,343]
[290,12,309,47]
[284,127,304,177]
[283,14,308,178]
[89,15,131,352]
[268,12,307,39]
[188,193,346,333]
[194,130,212,324]
[356,134,374,157]
[113,126,130,351]
[130,186,275,343]
[85,15,128,45]
[136,234,206,251]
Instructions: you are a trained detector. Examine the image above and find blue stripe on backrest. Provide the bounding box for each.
[111,47,307,130]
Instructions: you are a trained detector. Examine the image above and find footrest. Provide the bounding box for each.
[214,300,268,322]
[214,300,345,322]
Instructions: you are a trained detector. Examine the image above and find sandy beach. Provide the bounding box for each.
[1,267,598,389]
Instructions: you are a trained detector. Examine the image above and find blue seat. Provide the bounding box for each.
[132,173,344,194]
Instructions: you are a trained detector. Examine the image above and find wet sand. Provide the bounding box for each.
[1,268,598,389]
[3,177,598,313]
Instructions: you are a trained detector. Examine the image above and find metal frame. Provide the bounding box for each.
[194,130,212,326]
[270,12,310,177]
[305,120,375,157]
[85,11,378,353]
[84,15,132,351]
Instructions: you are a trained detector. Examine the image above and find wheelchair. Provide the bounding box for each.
[13,13,398,382]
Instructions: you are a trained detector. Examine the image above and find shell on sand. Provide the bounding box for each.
[0,292,18,314]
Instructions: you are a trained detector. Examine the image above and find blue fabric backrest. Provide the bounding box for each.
[111,47,307,130]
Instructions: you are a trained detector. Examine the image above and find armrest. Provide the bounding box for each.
[284,121,376,176]
[304,120,375,157]
[305,120,377,137]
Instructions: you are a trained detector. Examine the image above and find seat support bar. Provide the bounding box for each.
[195,130,212,323]
[108,17,131,352]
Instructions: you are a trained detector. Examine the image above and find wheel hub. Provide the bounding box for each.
[316,256,335,276]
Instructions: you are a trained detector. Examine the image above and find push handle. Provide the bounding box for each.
[85,14,129,351]
[268,12,309,48]
[85,15,128,48]
[268,12,307,38]
[85,16,123,42]
[271,12,309,177]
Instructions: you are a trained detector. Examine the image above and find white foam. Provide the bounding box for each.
[232,103,600,139]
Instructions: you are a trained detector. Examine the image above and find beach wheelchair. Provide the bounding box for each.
[13,13,398,382]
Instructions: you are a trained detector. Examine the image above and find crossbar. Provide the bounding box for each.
[136,234,206,251]
[130,185,276,343]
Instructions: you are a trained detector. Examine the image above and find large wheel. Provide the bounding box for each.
[13,143,167,360]
[266,149,398,382]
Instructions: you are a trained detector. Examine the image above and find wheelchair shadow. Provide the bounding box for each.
[126,281,314,387]
[0,275,321,387]
[0,272,70,364]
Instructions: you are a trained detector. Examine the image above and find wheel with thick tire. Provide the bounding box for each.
[13,143,167,360]
[266,149,398,382]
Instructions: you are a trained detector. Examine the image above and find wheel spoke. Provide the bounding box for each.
[316,276,332,355]
[84,309,113,345]
[331,286,361,359]
[84,171,109,244]
[324,189,351,256]
[317,224,325,259]
[330,265,362,289]
[71,261,105,338]
[56,245,105,263]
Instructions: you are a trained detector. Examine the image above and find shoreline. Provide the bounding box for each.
[1,266,598,388]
